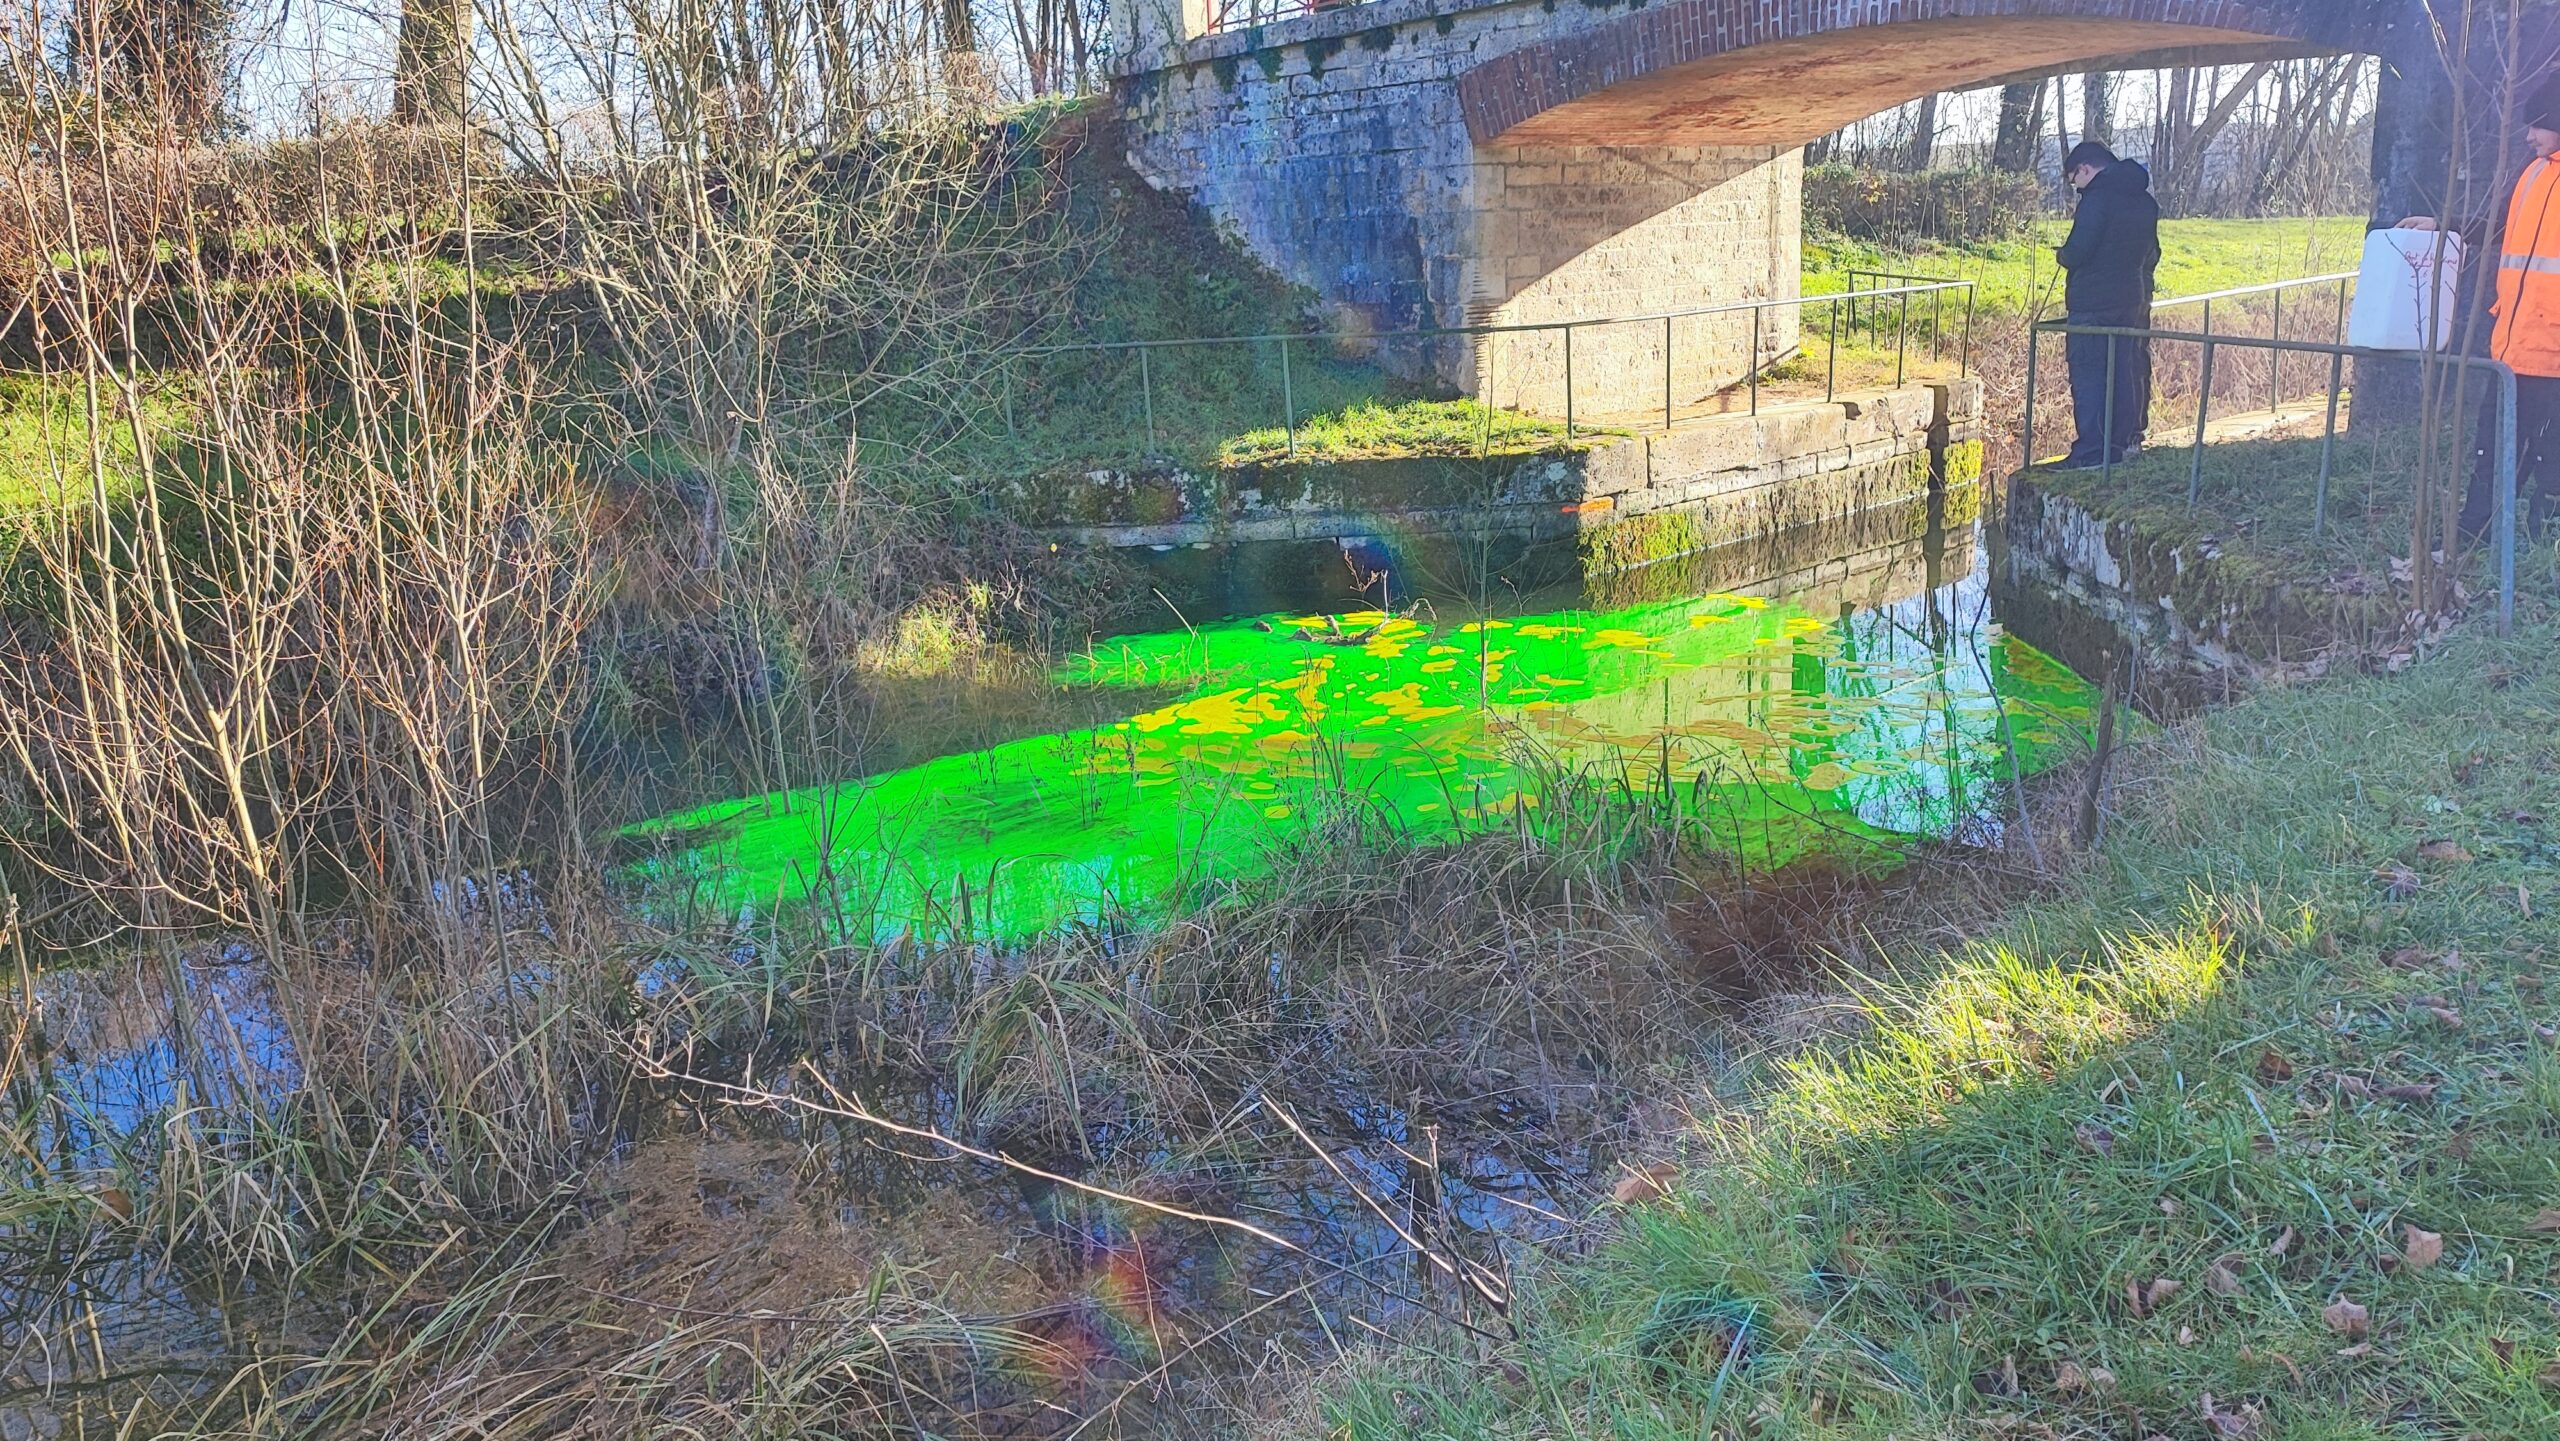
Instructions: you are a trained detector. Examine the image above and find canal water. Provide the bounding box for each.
[627,517,2102,944]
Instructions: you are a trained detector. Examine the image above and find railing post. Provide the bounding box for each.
[2314,350,2344,538]
[1663,314,1674,430]
[1931,286,1944,364]
[1896,291,1911,388]
[2023,322,2039,466]
[2334,276,2350,346]
[2101,328,2119,483]
[2187,338,2218,512]
[2268,289,2283,414]
[1139,347,1158,453]
[1563,324,1575,439]
[1280,336,1296,459]
[1961,284,1975,379]
[1826,297,1839,403]
[1749,304,1761,416]
[2497,362,2520,636]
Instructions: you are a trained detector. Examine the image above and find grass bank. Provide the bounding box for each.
[1807,215,2372,316]
[1310,610,2560,1439]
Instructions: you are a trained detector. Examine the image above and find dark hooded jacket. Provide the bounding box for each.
[2056,159,2162,315]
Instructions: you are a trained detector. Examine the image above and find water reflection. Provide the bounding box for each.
[631,550,2100,944]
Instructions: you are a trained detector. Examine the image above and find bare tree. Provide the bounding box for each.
[1992,82,2045,172]
[392,0,472,124]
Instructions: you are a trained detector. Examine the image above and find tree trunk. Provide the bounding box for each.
[392,0,471,125]
[2082,72,2116,147]
[1992,83,2046,173]
[1906,92,1940,171]
[84,0,224,137]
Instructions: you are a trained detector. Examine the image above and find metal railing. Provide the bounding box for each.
[2024,317,2521,636]
[1204,0,1372,32]
[1010,279,1977,460]
[2149,271,2360,418]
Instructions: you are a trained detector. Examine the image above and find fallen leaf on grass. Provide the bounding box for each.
[2527,1208,2560,1234]
[2375,863,2422,900]
[2199,1393,2264,1439]
[2075,1121,2116,1157]
[2255,1048,2294,1082]
[2418,838,2474,863]
[2322,1296,2371,1340]
[2492,1337,2518,1365]
[2334,1074,2374,1099]
[2414,1003,2465,1029]
[2203,1257,2246,1297]
[2401,1225,2444,1271]
[1609,1161,1679,1205]
[2335,1341,2374,1358]
[2269,1226,2297,1258]
[2378,1082,2439,1102]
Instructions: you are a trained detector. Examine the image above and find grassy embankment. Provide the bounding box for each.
[1805,215,2374,317]
[1311,587,2560,1436]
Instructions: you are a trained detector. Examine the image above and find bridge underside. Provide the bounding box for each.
[1478,19,2320,148]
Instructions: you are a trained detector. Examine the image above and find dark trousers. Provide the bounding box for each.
[2065,305,2153,464]
[2465,373,2560,537]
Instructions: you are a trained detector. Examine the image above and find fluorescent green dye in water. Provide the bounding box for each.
[627,582,2099,943]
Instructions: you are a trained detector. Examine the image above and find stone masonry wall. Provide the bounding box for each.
[1476,143,1801,416]
[1115,0,1791,401]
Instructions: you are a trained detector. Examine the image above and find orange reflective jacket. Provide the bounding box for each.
[2495,156,2560,377]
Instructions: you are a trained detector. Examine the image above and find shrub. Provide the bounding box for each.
[1804,164,2046,247]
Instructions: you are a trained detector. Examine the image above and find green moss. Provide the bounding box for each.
[1578,508,1709,575]
[1302,36,1343,78]
[1254,45,1284,79]
[1210,53,1241,88]
[1356,26,1395,50]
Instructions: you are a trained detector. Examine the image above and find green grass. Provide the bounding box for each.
[1314,607,2560,1439]
[2029,430,2424,587]
[1217,397,1587,465]
[0,374,189,517]
[1808,215,2373,316]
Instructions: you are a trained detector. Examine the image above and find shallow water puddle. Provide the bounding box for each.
[628,571,2101,943]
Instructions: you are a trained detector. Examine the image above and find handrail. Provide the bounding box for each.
[2152,271,2359,310]
[1014,280,1976,355]
[2024,316,2519,636]
[1011,279,1978,454]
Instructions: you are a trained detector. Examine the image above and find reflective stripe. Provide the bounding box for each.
[2503,254,2560,274]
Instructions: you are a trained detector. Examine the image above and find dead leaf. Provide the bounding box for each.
[2146,1277,2184,1312]
[2269,1226,2297,1258]
[2125,1275,2147,1317]
[2419,838,2474,863]
[2376,863,2422,899]
[1609,1161,1679,1206]
[2401,1225,2444,1271]
[2255,1048,2294,1083]
[2335,1342,2374,1358]
[2492,1337,2518,1365]
[2086,1365,2116,1392]
[2527,1208,2560,1234]
[2519,974,2546,992]
[2179,1324,2196,1345]
[2385,945,2434,969]
[2335,1073,2374,1099]
[2379,1082,2439,1102]
[2538,1359,2560,1391]
[2160,1197,2182,1217]
[2322,1296,2370,1340]
[2203,1258,2246,1297]
[92,1186,131,1222]
[2199,1392,2264,1439]
[2075,1121,2116,1157]
[2052,1360,2088,1394]
[2423,1005,2465,1029]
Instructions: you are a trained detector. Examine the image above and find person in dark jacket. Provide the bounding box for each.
[2053,141,2162,469]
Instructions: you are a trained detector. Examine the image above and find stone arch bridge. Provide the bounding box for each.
[1108,0,2441,410]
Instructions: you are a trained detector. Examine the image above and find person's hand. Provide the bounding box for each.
[2397,216,2442,231]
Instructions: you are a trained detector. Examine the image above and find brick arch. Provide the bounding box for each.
[1458,2,2340,148]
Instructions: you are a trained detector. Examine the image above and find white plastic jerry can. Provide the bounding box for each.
[2347,228,2465,351]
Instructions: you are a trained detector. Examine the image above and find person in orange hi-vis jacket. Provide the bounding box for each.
[2400,75,2560,535]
